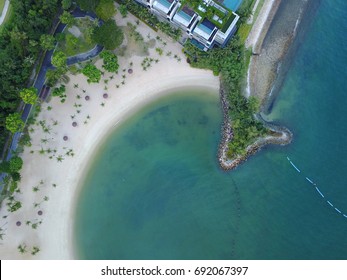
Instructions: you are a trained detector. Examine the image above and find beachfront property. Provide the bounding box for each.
[134,0,240,50]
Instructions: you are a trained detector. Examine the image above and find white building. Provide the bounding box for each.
[133,0,240,50]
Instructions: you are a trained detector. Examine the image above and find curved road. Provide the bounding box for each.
[0,0,10,26]
[1,8,104,188]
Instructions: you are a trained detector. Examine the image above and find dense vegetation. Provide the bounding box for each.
[92,19,124,50]
[183,0,266,158]
[56,17,97,57]
[100,50,119,73]
[95,0,116,21]
[76,0,100,12]
[0,0,59,156]
[82,63,102,83]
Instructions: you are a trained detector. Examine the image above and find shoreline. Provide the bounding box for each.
[69,84,219,259]
[0,0,306,258]
[0,11,219,259]
[218,0,305,170]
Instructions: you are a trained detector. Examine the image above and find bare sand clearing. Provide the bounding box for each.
[0,12,219,259]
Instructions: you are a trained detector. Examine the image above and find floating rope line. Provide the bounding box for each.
[287,156,301,172]
[287,156,347,219]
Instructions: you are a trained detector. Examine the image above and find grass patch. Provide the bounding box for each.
[56,17,96,57]
[237,0,265,44]
[116,23,152,58]
[237,23,252,43]
[0,0,5,14]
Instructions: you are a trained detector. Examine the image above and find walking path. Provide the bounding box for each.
[0,0,10,26]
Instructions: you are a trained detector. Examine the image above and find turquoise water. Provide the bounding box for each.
[75,0,347,259]
[223,0,243,11]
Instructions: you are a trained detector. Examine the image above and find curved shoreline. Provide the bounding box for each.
[69,85,219,260]
[0,10,219,259]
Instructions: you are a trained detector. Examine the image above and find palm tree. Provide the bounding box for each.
[56,155,64,162]
[18,244,27,254]
[31,246,40,256]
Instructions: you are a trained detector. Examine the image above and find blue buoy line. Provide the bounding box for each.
[287,157,301,173]
[287,156,347,219]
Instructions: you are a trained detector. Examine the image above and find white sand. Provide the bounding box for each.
[0,13,219,259]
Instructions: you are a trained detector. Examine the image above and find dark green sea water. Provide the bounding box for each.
[75,0,347,259]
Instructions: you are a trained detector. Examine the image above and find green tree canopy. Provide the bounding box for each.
[65,33,78,53]
[100,50,119,73]
[82,63,102,83]
[51,51,67,69]
[62,0,72,10]
[60,11,76,27]
[40,34,56,50]
[95,0,116,21]
[6,113,25,134]
[19,87,38,104]
[76,0,100,11]
[92,19,124,50]
[119,4,128,18]
[9,157,24,173]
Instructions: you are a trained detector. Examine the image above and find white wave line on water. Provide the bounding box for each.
[306,177,314,184]
[289,160,301,173]
[315,187,324,198]
[286,156,347,220]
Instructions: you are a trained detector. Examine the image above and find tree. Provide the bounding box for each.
[119,5,128,18]
[82,63,101,83]
[100,50,119,73]
[62,0,72,10]
[46,69,63,86]
[95,0,116,21]
[40,34,56,50]
[19,87,38,105]
[6,113,24,134]
[60,11,76,27]
[55,32,66,43]
[92,19,124,50]
[65,33,78,53]
[9,157,23,173]
[76,0,100,11]
[51,51,67,69]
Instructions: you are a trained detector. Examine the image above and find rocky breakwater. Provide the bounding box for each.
[217,84,292,171]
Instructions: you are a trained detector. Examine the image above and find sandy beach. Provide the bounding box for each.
[0,12,219,259]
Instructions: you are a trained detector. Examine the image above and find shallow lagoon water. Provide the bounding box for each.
[75,0,347,259]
